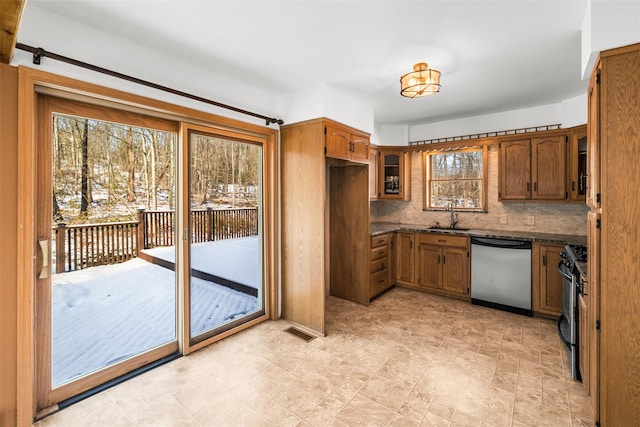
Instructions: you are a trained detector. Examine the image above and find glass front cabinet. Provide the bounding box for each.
[378,150,411,200]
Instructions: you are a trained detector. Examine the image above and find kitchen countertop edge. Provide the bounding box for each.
[371,222,587,246]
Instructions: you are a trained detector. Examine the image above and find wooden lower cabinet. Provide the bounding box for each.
[414,233,470,299]
[395,232,416,285]
[441,246,469,296]
[532,242,564,317]
[370,233,392,299]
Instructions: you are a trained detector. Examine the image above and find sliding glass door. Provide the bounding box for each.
[34,95,274,414]
[184,126,265,347]
[36,95,180,408]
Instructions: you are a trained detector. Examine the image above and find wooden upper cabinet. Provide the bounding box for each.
[568,125,588,203]
[499,134,567,201]
[378,149,411,200]
[350,134,370,163]
[369,145,378,201]
[499,139,531,200]
[531,135,566,200]
[587,61,601,209]
[324,123,369,164]
[325,125,351,160]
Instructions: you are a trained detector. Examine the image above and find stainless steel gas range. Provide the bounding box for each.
[557,244,587,380]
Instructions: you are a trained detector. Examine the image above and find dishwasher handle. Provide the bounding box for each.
[470,237,532,250]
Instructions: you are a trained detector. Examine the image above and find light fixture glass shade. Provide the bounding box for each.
[400,62,441,98]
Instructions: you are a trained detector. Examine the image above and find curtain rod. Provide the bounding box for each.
[15,43,284,126]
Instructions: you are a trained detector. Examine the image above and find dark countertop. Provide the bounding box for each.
[370,221,587,246]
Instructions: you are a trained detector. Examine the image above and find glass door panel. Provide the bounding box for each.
[188,131,265,343]
[37,95,179,408]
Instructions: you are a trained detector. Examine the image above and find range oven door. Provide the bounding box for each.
[557,260,579,379]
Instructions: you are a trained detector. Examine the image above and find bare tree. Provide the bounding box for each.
[75,118,90,217]
[126,126,136,203]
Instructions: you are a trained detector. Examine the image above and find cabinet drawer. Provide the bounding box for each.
[371,258,388,273]
[370,246,389,261]
[370,269,390,297]
[420,233,469,248]
[371,234,390,248]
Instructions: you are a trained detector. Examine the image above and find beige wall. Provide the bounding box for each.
[371,144,588,236]
[0,63,18,426]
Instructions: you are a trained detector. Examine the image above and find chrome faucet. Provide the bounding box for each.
[448,202,459,228]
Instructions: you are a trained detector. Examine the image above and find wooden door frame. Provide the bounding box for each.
[180,122,272,354]
[17,66,279,425]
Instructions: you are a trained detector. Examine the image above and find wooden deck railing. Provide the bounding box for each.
[54,208,258,273]
[54,221,139,273]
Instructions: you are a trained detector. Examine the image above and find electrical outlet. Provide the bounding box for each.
[526,215,535,226]
[500,215,507,225]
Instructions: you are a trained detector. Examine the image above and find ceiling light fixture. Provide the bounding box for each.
[400,62,441,98]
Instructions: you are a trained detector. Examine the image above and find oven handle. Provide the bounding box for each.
[557,261,573,280]
[557,314,572,346]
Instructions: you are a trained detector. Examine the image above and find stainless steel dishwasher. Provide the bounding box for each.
[470,237,532,315]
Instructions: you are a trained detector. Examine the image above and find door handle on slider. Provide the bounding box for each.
[39,239,49,279]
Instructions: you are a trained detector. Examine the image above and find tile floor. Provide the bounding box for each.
[34,287,594,426]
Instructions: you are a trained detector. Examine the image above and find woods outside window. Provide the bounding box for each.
[423,146,488,211]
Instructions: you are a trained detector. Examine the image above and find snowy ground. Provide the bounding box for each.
[143,236,259,289]
[52,237,260,387]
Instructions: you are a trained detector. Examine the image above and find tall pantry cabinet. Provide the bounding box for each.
[587,43,640,426]
[280,118,370,336]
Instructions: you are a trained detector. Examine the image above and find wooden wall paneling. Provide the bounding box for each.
[329,164,370,305]
[280,121,326,335]
[0,63,18,427]
[17,65,38,427]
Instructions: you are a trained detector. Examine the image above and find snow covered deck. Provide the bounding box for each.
[52,237,260,387]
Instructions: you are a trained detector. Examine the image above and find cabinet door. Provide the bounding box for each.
[499,139,531,200]
[537,244,564,316]
[380,152,402,198]
[568,126,588,202]
[378,150,411,201]
[579,292,589,389]
[325,125,350,161]
[368,146,378,200]
[587,63,601,209]
[396,232,415,284]
[417,244,442,290]
[532,135,566,200]
[389,234,397,285]
[350,135,370,163]
[587,211,600,417]
[441,246,469,296]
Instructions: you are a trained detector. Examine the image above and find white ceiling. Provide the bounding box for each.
[23,0,590,125]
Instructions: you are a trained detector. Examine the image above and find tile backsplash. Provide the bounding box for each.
[370,145,588,235]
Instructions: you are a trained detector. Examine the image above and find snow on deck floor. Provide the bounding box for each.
[142,236,259,289]
[52,237,260,387]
